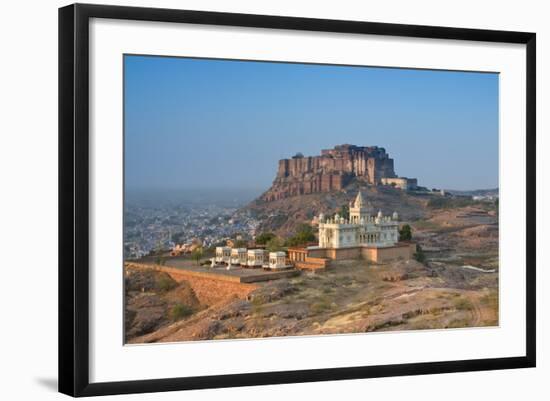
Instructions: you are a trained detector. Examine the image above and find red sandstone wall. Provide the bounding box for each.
[263,145,397,201]
[308,243,415,264]
[361,243,416,263]
[361,247,377,261]
[326,247,361,260]
[307,248,329,258]
[125,263,257,306]
[305,256,329,266]
[173,273,256,306]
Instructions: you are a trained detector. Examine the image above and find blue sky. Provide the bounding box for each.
[124,55,498,192]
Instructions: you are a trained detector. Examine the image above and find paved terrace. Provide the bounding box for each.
[130,256,300,283]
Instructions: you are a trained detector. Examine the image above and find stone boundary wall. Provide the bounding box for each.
[294,256,330,271]
[307,248,330,258]
[125,263,257,306]
[326,247,362,260]
[306,242,416,263]
[305,256,330,267]
[361,243,416,263]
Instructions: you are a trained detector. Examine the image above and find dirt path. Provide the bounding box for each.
[469,296,483,326]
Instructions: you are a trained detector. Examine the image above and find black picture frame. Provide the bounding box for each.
[59,3,536,397]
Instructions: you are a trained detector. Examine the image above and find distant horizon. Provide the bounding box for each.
[125,184,499,194]
[125,56,499,191]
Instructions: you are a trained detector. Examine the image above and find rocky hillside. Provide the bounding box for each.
[130,257,498,343]
[241,181,428,238]
[125,268,203,342]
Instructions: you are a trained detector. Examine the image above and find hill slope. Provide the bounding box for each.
[241,182,428,237]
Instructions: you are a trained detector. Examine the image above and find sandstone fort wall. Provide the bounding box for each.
[262,144,397,201]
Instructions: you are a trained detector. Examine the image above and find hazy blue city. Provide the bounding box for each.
[124,188,263,259]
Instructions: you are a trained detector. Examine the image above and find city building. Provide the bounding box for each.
[380,177,418,190]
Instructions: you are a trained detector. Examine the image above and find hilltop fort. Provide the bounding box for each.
[262,144,417,201]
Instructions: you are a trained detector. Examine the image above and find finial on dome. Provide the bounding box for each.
[392,211,399,221]
[377,210,383,218]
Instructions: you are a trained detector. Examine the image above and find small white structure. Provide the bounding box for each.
[215,246,231,264]
[231,248,247,266]
[268,252,289,269]
[226,259,237,270]
[247,249,265,268]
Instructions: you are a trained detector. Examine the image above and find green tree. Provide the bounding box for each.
[255,232,275,245]
[232,239,248,248]
[399,224,413,241]
[286,223,316,247]
[191,247,203,266]
[338,204,350,220]
[266,237,285,252]
[414,244,426,263]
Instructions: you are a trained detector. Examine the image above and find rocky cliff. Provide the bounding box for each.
[261,144,397,201]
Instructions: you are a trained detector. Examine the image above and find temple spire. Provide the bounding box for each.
[354,191,365,208]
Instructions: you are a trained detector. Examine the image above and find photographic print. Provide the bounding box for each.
[123,55,499,344]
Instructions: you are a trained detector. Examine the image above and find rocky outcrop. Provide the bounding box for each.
[124,269,202,341]
[262,144,397,201]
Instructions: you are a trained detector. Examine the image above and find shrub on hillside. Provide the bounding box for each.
[156,274,177,292]
[414,244,426,263]
[170,303,194,321]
